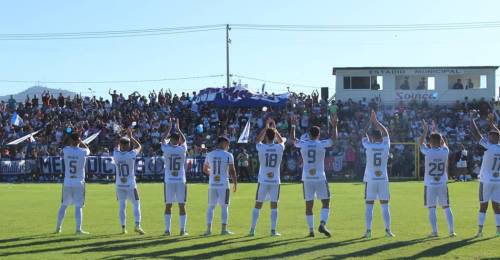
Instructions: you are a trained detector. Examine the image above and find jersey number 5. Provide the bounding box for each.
[69,160,77,175]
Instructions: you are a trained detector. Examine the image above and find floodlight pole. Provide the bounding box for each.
[226,24,231,88]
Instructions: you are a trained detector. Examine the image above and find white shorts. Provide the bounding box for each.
[61,184,85,207]
[479,182,500,203]
[364,181,390,201]
[303,180,331,201]
[424,185,449,207]
[164,182,187,204]
[208,187,230,206]
[255,183,280,202]
[116,187,140,202]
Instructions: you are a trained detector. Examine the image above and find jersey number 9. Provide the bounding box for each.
[307,150,316,163]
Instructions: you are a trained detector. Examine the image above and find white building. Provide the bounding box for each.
[332,66,498,104]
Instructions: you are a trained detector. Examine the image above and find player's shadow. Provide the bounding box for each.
[0,234,150,257]
[402,236,496,259]
[100,236,297,259]
[230,236,373,260]
[0,233,53,244]
[76,234,206,253]
[0,233,116,251]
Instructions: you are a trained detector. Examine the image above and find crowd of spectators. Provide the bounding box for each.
[0,86,499,183]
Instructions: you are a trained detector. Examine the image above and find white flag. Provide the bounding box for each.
[237,120,251,143]
[83,131,101,144]
[11,113,23,126]
[7,130,41,146]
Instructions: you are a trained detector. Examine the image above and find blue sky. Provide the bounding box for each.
[1,0,499,99]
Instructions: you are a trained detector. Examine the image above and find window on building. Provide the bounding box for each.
[480,75,487,89]
[343,77,351,89]
[427,77,435,90]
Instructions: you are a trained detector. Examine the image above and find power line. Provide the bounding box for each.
[232,22,500,32]
[233,74,323,89]
[0,74,224,84]
[0,25,225,40]
[2,21,500,40]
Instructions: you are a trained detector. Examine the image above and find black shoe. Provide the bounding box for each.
[308,231,315,238]
[318,224,331,238]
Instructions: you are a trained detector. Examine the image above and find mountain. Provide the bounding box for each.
[0,86,77,102]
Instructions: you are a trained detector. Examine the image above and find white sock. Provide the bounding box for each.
[180,214,187,231]
[444,208,454,233]
[56,205,67,229]
[365,203,374,231]
[271,209,278,231]
[221,205,229,225]
[320,208,330,225]
[478,212,486,227]
[250,208,260,230]
[75,207,83,231]
[119,200,126,226]
[495,214,500,228]
[306,215,314,231]
[381,204,391,230]
[133,200,141,226]
[165,214,172,232]
[429,208,437,233]
[206,206,215,227]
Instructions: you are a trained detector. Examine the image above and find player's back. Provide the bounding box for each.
[113,150,139,189]
[63,146,90,186]
[257,142,285,184]
[296,139,333,181]
[162,143,188,183]
[421,145,449,186]
[206,149,234,188]
[362,137,390,182]
[479,138,500,183]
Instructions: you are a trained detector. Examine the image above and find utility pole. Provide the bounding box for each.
[226,24,231,88]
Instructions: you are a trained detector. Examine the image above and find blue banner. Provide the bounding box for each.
[194,86,289,108]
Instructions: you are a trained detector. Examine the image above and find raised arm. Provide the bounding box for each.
[162,119,173,144]
[78,137,90,150]
[289,115,298,145]
[274,128,285,144]
[256,118,271,144]
[371,110,389,137]
[470,114,483,142]
[128,128,142,154]
[488,113,500,133]
[419,119,429,146]
[329,113,338,143]
[175,118,186,145]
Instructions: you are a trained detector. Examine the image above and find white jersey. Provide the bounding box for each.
[161,142,188,183]
[113,150,139,189]
[295,139,333,181]
[479,138,500,183]
[63,146,90,187]
[362,137,390,182]
[205,149,234,189]
[256,142,285,184]
[420,144,449,186]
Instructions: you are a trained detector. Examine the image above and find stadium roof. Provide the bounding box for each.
[332,66,499,75]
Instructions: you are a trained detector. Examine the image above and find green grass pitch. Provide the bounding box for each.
[0,182,499,259]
